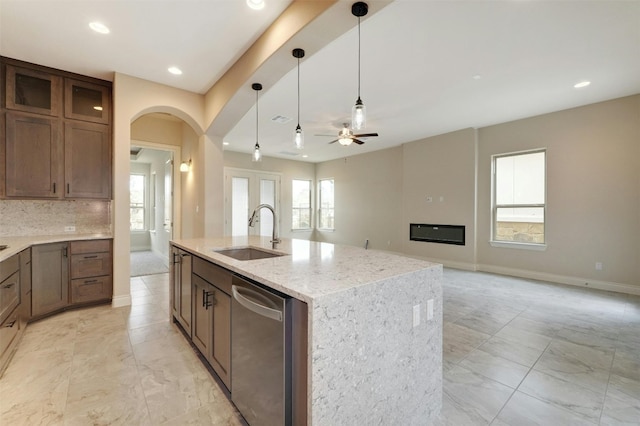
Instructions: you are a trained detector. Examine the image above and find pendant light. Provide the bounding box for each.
[292,48,305,150]
[252,83,263,162]
[351,1,368,130]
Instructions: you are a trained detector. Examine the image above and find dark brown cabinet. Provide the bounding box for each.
[31,242,69,317]
[1,57,112,200]
[69,239,112,304]
[171,247,192,335]
[5,112,62,198]
[192,255,232,390]
[19,248,32,324]
[64,121,111,199]
[5,64,62,117]
[64,78,110,124]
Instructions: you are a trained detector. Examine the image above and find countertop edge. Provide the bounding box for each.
[0,233,113,261]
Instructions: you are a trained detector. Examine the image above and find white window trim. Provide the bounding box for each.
[291,178,313,231]
[489,241,547,251]
[317,177,335,231]
[490,148,547,248]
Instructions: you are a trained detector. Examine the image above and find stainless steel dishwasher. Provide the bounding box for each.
[231,275,292,426]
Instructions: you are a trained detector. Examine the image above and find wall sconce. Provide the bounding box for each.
[180,159,191,173]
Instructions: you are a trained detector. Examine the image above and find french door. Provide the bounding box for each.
[224,168,281,237]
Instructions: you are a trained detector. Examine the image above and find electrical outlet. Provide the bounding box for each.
[595,262,603,271]
[426,196,432,203]
[413,304,421,327]
[427,299,434,321]
[64,226,76,232]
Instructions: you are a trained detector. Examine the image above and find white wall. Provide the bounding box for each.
[314,147,404,252]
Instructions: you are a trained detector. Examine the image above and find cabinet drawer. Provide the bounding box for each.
[70,239,111,254]
[0,254,19,283]
[0,309,20,364]
[0,272,19,325]
[192,256,232,295]
[71,276,112,304]
[70,252,111,279]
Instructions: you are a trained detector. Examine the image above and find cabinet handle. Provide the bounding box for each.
[53,182,56,194]
[1,283,14,289]
[82,279,98,285]
[67,183,70,194]
[5,320,16,328]
[83,255,98,259]
[202,289,214,309]
[62,247,68,257]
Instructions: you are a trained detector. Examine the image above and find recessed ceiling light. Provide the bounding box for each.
[246,0,265,10]
[472,74,482,80]
[168,67,183,75]
[302,154,309,158]
[89,22,110,34]
[574,81,591,88]
[223,142,230,146]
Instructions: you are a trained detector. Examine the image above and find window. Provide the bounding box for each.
[318,179,334,230]
[130,174,146,231]
[492,150,546,245]
[292,180,312,230]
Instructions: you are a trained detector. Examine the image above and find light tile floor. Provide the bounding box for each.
[1,269,638,425]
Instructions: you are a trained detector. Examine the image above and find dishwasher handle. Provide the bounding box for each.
[232,285,283,322]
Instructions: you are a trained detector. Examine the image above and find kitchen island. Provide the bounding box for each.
[170,236,442,425]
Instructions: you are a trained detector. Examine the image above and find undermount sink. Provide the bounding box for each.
[214,247,285,261]
[0,245,7,251]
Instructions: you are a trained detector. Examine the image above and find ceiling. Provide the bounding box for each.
[2,0,640,164]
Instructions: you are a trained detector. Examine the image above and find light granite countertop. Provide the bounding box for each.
[170,236,439,303]
[0,233,113,262]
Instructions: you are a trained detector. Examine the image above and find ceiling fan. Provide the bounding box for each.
[320,123,379,146]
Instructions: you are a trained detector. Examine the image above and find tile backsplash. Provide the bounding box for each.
[0,200,112,237]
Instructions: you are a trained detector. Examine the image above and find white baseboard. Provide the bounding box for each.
[476,264,640,296]
[111,294,132,308]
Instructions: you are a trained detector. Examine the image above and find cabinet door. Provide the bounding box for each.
[170,247,180,319]
[32,243,69,317]
[64,121,111,199]
[212,288,231,389]
[179,251,192,332]
[5,65,62,117]
[19,249,32,323]
[64,79,111,124]
[192,275,212,357]
[5,112,62,198]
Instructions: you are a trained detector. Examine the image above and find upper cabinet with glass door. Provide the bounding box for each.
[64,79,110,124]
[5,65,62,116]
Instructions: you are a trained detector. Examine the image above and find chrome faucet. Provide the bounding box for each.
[249,204,280,246]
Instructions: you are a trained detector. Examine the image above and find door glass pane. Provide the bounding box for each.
[15,73,51,109]
[259,179,276,237]
[71,85,103,117]
[232,177,249,236]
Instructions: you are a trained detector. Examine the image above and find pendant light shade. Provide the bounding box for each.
[292,48,305,150]
[351,2,368,130]
[252,83,263,162]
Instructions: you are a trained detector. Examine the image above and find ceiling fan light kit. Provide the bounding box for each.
[252,82,263,162]
[351,1,368,131]
[292,48,305,150]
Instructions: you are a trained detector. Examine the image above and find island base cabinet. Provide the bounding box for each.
[31,242,69,318]
[170,246,192,335]
[191,273,231,390]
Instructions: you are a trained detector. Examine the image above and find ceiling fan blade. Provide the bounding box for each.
[315,134,338,137]
[353,132,378,138]
[328,139,339,144]
[352,139,365,145]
